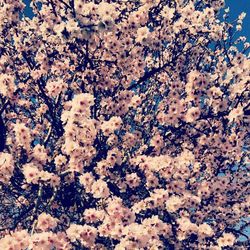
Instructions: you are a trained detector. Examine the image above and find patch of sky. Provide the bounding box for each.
[22,0,42,19]
[224,0,250,42]
[22,0,34,18]
[234,217,250,242]
[30,96,37,104]
[32,138,41,146]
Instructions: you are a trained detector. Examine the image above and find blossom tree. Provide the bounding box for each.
[0,0,249,249]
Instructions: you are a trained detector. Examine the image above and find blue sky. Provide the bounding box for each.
[225,0,250,41]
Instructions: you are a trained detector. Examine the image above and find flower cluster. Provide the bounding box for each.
[36,212,58,232]
[0,0,249,249]
[14,123,32,151]
[0,73,16,98]
[0,230,30,250]
[0,152,14,184]
[100,116,123,136]
[66,224,98,248]
[46,79,68,97]
[23,163,60,186]
[91,179,110,199]
[217,232,236,248]
[61,93,97,172]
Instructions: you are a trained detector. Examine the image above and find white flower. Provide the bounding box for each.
[239,12,246,20]
[161,6,175,19]
[165,195,183,212]
[227,106,244,122]
[218,233,236,247]
[198,223,214,237]
[135,27,150,43]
